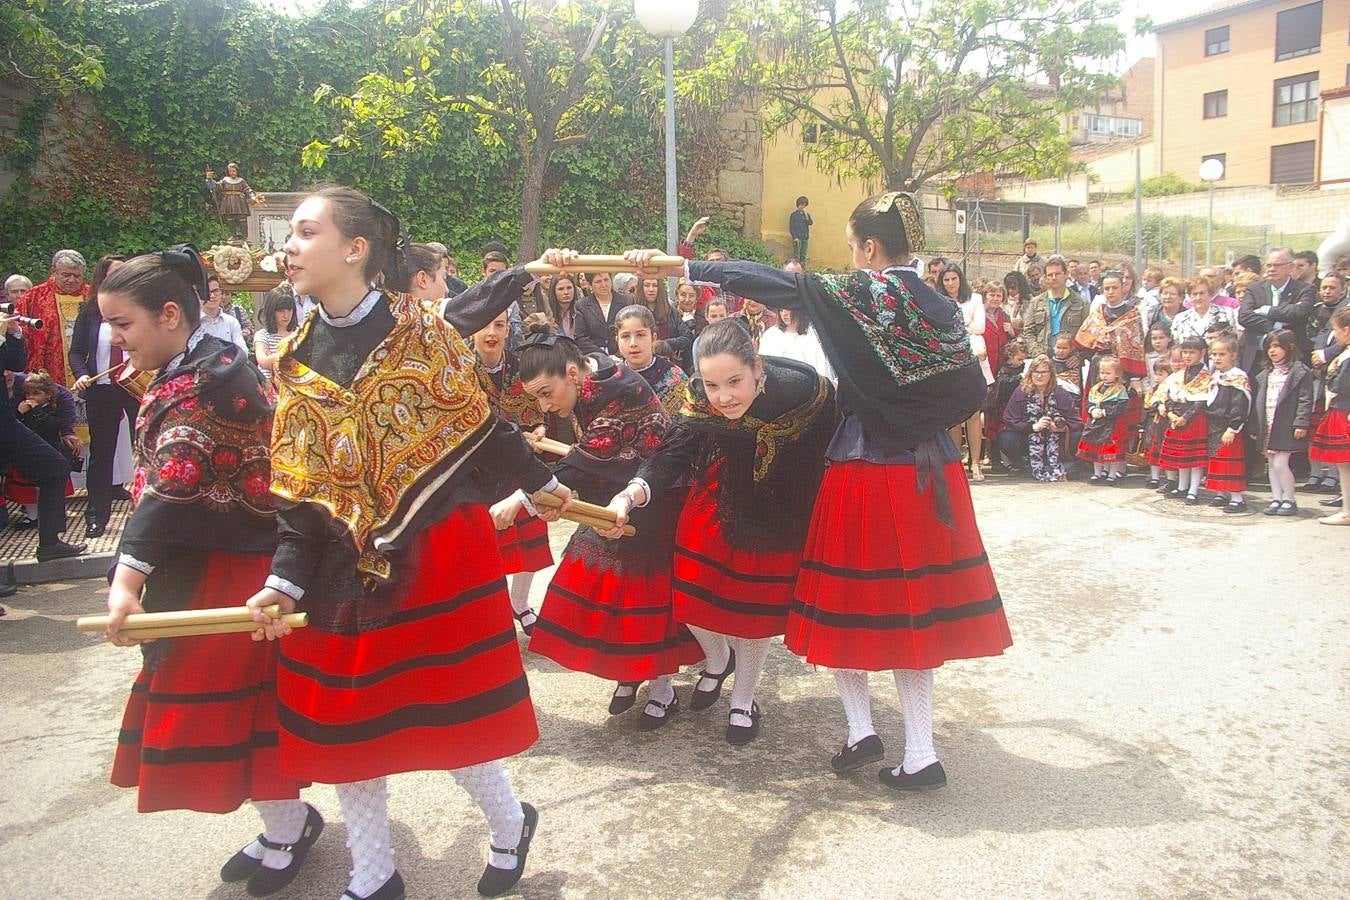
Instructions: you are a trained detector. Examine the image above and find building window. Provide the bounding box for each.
[1275,1,1321,61]
[1270,141,1316,184]
[1273,73,1319,126]
[1203,90,1228,119]
[1205,25,1230,56]
[1202,153,1227,179]
[802,123,833,145]
[1082,114,1142,138]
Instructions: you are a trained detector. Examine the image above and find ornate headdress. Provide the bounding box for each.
[872,191,926,253]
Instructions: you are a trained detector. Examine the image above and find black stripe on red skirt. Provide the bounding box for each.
[1310,408,1350,464]
[785,459,1011,671]
[1161,417,1209,468]
[497,510,554,575]
[275,504,538,784]
[529,549,703,682]
[1077,418,1129,463]
[670,481,803,638]
[110,552,306,814]
[1204,439,1247,492]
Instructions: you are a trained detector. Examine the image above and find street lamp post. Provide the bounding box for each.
[634,0,700,256]
[1198,158,1225,268]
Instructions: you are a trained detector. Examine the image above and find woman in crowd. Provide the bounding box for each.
[1005,270,1035,333]
[510,324,701,728]
[617,189,1011,791]
[4,371,77,524]
[1171,277,1235,344]
[541,271,607,354]
[940,264,990,480]
[1155,277,1185,331]
[252,286,297,385]
[757,303,836,383]
[606,320,837,744]
[999,354,1083,482]
[636,276,682,340]
[97,247,314,898]
[247,186,570,899]
[581,271,622,353]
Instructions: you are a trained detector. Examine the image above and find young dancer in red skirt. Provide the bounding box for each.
[504,323,702,728]
[1202,334,1252,513]
[1077,356,1133,485]
[97,248,316,897]
[622,189,1012,790]
[605,320,837,744]
[247,186,573,899]
[1160,337,1213,505]
[1311,305,1350,525]
[1142,359,1173,488]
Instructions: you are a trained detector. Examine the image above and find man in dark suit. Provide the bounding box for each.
[0,315,85,561]
[1238,247,1316,374]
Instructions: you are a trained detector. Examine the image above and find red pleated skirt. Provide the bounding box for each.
[785,459,1012,671]
[4,466,74,505]
[672,473,802,639]
[110,552,305,813]
[1160,416,1209,469]
[275,504,537,784]
[1310,408,1350,464]
[1076,418,1130,464]
[529,528,703,682]
[497,509,554,575]
[1144,417,1167,467]
[1204,439,1247,492]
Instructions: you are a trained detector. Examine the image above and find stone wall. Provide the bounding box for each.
[1090,182,1350,234]
[689,102,764,238]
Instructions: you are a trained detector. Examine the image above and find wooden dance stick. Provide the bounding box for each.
[119,614,308,641]
[76,604,284,634]
[523,254,685,276]
[531,436,574,457]
[532,490,637,537]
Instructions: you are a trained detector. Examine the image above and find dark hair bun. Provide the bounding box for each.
[525,321,555,336]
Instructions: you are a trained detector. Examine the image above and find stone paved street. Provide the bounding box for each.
[1,477,1346,899]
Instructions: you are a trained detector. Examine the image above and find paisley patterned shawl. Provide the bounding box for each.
[1087,380,1130,409]
[1210,367,1251,404]
[1167,365,1214,403]
[1075,302,1147,376]
[270,293,493,580]
[477,349,542,429]
[124,335,277,556]
[678,358,832,482]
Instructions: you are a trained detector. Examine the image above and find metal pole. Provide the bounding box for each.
[1206,181,1214,267]
[663,36,679,256]
[1055,206,1061,254]
[1134,148,1144,274]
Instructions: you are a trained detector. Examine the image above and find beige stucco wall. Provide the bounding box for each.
[1320,92,1350,182]
[1154,0,1350,185]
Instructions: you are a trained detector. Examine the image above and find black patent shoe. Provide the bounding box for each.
[344,870,406,900]
[35,540,86,562]
[1157,480,1175,495]
[1276,501,1299,517]
[725,703,761,745]
[608,681,641,715]
[1086,473,1106,485]
[1223,499,1248,514]
[689,648,737,711]
[477,803,537,897]
[1184,494,1201,506]
[513,608,536,636]
[1165,487,1185,499]
[1144,478,1160,489]
[637,692,680,731]
[220,845,263,883]
[245,804,325,897]
[1207,494,1228,508]
[1319,495,1343,507]
[878,761,948,791]
[830,734,884,773]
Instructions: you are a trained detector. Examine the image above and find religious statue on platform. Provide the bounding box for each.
[204,162,263,240]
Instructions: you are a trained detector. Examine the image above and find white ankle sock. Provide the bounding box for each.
[1150,465,1161,480]
[508,572,535,617]
[644,674,676,717]
[687,625,731,691]
[612,681,638,699]
[253,799,308,870]
[1176,468,1191,493]
[832,668,875,745]
[335,778,395,899]
[1229,491,1243,503]
[451,762,525,870]
[728,638,770,727]
[1094,462,1106,477]
[1109,462,1125,478]
[893,668,938,774]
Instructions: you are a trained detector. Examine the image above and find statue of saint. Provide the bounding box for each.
[204,162,259,240]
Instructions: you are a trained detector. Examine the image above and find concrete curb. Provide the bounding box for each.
[4,551,115,585]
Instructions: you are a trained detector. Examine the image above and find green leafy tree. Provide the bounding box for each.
[304,0,648,261]
[0,0,105,93]
[692,0,1125,192]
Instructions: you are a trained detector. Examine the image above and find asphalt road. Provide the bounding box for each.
[1,477,1346,899]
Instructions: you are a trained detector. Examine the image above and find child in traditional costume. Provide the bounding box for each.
[1142,359,1173,489]
[98,247,316,898]
[615,304,689,415]
[619,189,1012,790]
[505,326,701,728]
[605,320,837,744]
[1202,333,1252,513]
[1078,356,1134,485]
[1251,329,1314,517]
[1051,332,1083,395]
[247,187,571,899]
[1310,305,1350,525]
[1160,337,1212,504]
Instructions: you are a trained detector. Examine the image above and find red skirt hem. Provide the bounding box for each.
[1204,439,1247,492]
[784,460,1012,672]
[497,510,554,575]
[1160,417,1208,468]
[110,552,306,813]
[1309,408,1350,464]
